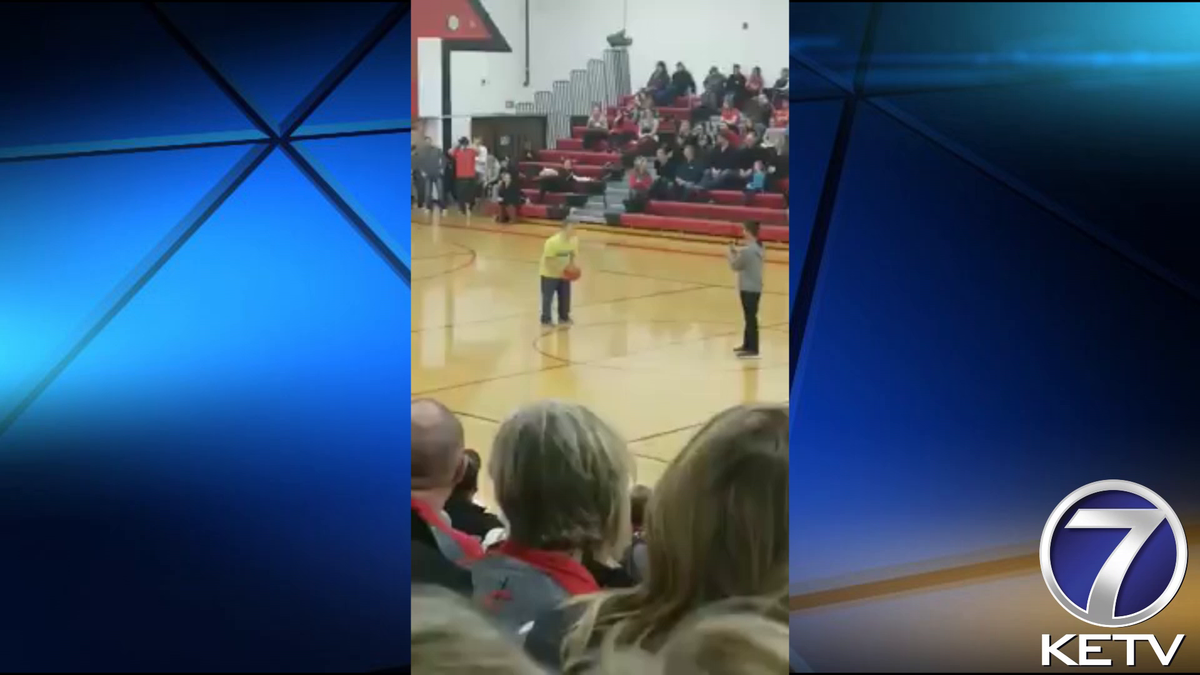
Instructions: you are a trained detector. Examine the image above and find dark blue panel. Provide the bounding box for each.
[0,3,256,150]
[294,135,407,254]
[301,15,407,129]
[0,150,407,671]
[790,103,1200,584]
[159,2,396,130]
[790,2,872,89]
[866,2,1200,91]
[0,145,252,418]
[786,100,842,268]
[877,71,1200,294]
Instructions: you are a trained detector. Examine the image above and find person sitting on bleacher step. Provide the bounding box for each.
[700,133,739,190]
[582,104,609,151]
[672,144,707,202]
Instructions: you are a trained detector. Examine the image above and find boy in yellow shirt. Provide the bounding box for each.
[539,222,578,326]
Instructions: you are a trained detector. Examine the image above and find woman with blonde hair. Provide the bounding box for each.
[524,403,789,672]
[471,400,633,635]
[585,597,792,675]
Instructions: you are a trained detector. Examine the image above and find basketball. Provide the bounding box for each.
[563,264,581,281]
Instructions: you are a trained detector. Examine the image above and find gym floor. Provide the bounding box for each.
[410,211,791,507]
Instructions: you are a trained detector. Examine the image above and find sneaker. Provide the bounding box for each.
[737,351,760,360]
[540,319,554,328]
[559,318,574,327]
[732,345,746,353]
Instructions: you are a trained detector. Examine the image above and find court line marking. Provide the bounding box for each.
[628,422,703,445]
[450,409,501,425]
[411,284,713,334]
[410,246,478,281]
[422,246,790,298]
[530,320,790,373]
[413,320,790,398]
[412,219,790,265]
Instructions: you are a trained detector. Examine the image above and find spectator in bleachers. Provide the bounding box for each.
[620,484,652,583]
[651,146,678,201]
[693,132,714,166]
[700,133,739,190]
[624,157,653,213]
[725,64,748,107]
[445,449,508,537]
[771,99,789,128]
[451,137,478,215]
[719,97,742,131]
[523,403,789,671]
[412,585,545,675]
[702,66,725,104]
[583,104,610,151]
[471,400,633,634]
[673,144,706,202]
[747,66,765,99]
[473,137,490,187]
[669,61,697,99]
[743,92,773,133]
[645,60,670,101]
[675,119,697,144]
[742,159,768,205]
[412,399,486,565]
[768,67,789,103]
[493,170,524,224]
[537,159,577,202]
[636,108,660,148]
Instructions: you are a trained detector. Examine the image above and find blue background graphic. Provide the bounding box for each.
[0,3,410,671]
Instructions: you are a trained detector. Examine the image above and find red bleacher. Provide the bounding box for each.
[646,201,787,226]
[523,92,788,240]
[619,214,789,243]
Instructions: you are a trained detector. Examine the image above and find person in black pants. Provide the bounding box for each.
[728,221,765,359]
[494,171,522,223]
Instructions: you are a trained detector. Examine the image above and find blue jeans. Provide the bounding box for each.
[540,276,571,323]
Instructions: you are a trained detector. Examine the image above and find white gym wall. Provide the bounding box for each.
[417,0,789,143]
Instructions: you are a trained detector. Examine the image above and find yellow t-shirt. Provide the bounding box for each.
[540,232,578,278]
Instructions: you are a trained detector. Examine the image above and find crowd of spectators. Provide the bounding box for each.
[410,398,790,673]
[411,61,790,224]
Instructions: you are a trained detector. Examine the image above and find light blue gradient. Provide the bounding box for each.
[0,148,407,671]
[0,145,255,422]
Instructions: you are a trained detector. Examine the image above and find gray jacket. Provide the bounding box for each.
[412,145,442,176]
[471,554,573,635]
[730,243,764,293]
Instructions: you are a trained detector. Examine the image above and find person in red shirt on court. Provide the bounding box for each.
[451,137,479,215]
[411,399,486,565]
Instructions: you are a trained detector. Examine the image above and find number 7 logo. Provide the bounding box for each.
[1041,480,1188,628]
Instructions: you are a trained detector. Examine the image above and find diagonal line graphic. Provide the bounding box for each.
[0,144,275,439]
[789,3,883,390]
[281,142,411,284]
[278,3,405,138]
[865,97,1200,305]
[145,2,278,139]
[0,3,411,437]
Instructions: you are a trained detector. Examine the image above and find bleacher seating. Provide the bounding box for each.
[522,89,789,241]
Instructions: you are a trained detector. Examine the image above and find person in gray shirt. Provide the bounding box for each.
[728,221,765,359]
[412,135,444,213]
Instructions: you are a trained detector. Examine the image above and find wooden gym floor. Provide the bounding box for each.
[411,211,791,509]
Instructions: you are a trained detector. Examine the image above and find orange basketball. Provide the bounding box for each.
[563,264,582,281]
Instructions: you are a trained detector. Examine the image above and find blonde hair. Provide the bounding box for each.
[585,598,790,675]
[411,585,546,674]
[489,400,633,560]
[563,403,789,669]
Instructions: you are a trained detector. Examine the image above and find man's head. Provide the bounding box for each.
[675,61,686,73]
[457,137,469,148]
[656,147,670,162]
[684,144,696,160]
[732,64,742,74]
[563,159,574,171]
[745,130,758,147]
[412,399,466,493]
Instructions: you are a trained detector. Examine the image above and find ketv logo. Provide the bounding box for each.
[1040,480,1188,666]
